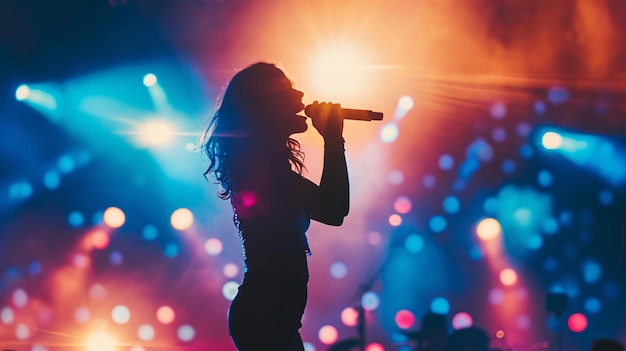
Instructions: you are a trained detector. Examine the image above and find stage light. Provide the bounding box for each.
[399,96,414,110]
[318,325,338,345]
[112,305,131,324]
[330,262,347,279]
[138,120,175,147]
[438,154,454,171]
[15,84,31,101]
[223,263,239,278]
[582,260,602,283]
[137,324,155,341]
[163,243,179,258]
[451,312,473,330]
[476,218,501,240]
[171,208,194,230]
[143,73,157,87]
[488,288,504,305]
[12,288,28,308]
[429,215,447,233]
[380,123,399,143]
[443,196,460,214]
[394,196,412,214]
[499,268,518,286]
[103,207,126,228]
[310,46,368,99]
[567,313,588,332]
[389,214,402,226]
[341,307,359,326]
[204,238,223,256]
[90,229,110,249]
[405,234,424,254]
[395,95,414,119]
[222,281,239,301]
[365,343,385,351]
[142,224,158,241]
[361,291,380,311]
[86,332,117,351]
[395,310,415,329]
[16,323,30,340]
[430,297,450,314]
[1,307,14,324]
[541,132,562,149]
[156,306,175,324]
[177,324,195,342]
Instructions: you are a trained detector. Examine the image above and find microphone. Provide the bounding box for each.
[304,104,383,121]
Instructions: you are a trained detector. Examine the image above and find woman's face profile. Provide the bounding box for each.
[257,75,308,138]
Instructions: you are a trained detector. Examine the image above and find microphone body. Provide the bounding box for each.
[304,104,383,121]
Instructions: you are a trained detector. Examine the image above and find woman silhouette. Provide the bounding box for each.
[203,62,350,350]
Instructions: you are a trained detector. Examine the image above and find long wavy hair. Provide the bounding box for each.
[203,62,305,199]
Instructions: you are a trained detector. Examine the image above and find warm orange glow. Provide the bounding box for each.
[496,330,505,338]
[500,268,518,286]
[103,207,125,228]
[388,214,402,226]
[341,307,359,327]
[90,230,110,249]
[476,218,502,240]
[171,208,194,230]
[309,46,370,100]
[85,332,117,351]
[156,305,175,324]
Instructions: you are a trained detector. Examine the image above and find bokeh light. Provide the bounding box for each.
[500,268,518,286]
[85,332,116,351]
[568,313,588,333]
[103,207,126,228]
[156,305,175,324]
[171,208,194,230]
[318,325,338,345]
[341,307,359,327]
[452,312,473,330]
[476,218,501,240]
[395,310,415,329]
[112,305,131,324]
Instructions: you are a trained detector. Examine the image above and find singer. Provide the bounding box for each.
[202,62,350,350]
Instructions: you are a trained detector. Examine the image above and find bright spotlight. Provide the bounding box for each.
[138,120,175,147]
[542,132,563,149]
[143,73,157,87]
[15,84,31,101]
[85,332,117,351]
[476,218,501,240]
[310,46,369,99]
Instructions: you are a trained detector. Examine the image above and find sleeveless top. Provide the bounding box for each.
[231,158,311,276]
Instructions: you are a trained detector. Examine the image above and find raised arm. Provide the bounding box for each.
[304,102,350,225]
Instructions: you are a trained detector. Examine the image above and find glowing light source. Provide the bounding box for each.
[318,325,338,345]
[15,84,31,101]
[361,291,380,311]
[567,313,588,332]
[330,262,348,279]
[171,208,194,230]
[398,96,414,110]
[405,234,424,254]
[112,305,131,324]
[476,218,501,240]
[86,332,116,351]
[451,312,473,330]
[542,132,563,150]
[12,288,28,307]
[90,229,110,249]
[204,238,223,256]
[103,207,126,228]
[388,214,402,226]
[341,307,359,326]
[394,196,413,214]
[395,310,415,329]
[143,73,157,87]
[310,47,368,99]
[499,268,518,286]
[138,120,175,147]
[157,306,175,324]
[223,263,239,278]
[222,281,239,301]
[138,324,155,341]
[380,123,399,143]
[430,297,450,314]
[365,343,385,351]
[178,324,195,342]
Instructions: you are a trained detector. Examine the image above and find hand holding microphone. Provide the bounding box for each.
[306,101,344,142]
[304,102,384,121]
